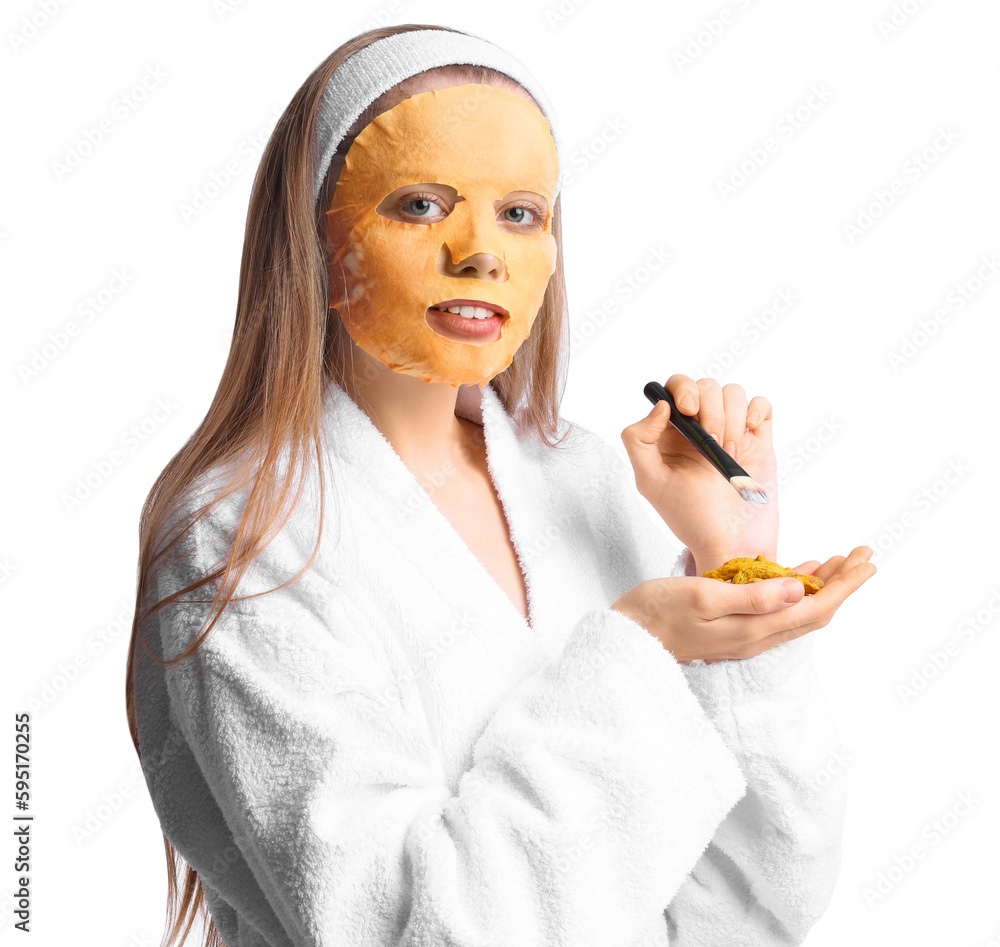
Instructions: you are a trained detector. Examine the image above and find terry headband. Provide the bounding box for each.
[311,28,564,204]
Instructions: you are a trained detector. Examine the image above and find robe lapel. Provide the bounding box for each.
[321,378,544,636]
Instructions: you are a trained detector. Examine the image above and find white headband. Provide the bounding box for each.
[311,28,563,204]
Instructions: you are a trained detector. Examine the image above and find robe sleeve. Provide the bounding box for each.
[585,429,848,945]
[133,487,749,947]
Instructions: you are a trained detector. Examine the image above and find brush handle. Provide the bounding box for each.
[643,381,749,481]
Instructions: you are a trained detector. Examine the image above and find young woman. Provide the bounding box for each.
[126,23,876,947]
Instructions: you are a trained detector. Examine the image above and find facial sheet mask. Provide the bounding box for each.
[325,83,560,389]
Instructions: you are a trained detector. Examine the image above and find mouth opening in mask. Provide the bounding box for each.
[425,299,510,343]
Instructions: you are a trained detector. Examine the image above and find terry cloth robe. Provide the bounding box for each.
[133,377,847,947]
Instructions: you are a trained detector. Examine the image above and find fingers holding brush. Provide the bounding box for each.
[659,373,718,440]
[664,375,758,461]
[660,376,775,483]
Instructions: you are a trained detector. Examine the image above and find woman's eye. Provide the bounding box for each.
[500,203,546,229]
[395,193,448,220]
[503,206,534,224]
[405,197,441,217]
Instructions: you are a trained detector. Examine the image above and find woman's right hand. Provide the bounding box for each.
[610,545,877,664]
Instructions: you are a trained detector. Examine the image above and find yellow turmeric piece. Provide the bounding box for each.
[703,554,824,594]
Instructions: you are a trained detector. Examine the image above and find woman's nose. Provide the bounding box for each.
[437,247,507,282]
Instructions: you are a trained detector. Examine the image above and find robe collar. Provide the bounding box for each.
[321,378,548,633]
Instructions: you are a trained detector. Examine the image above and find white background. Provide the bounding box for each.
[4,0,999,944]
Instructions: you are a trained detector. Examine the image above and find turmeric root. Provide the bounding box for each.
[703,554,824,594]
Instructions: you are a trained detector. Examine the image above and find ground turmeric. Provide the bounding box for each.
[703,554,824,594]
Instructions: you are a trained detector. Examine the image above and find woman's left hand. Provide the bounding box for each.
[620,374,779,573]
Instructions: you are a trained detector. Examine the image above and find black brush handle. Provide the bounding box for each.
[643,381,749,481]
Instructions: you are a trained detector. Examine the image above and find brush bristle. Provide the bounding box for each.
[731,475,769,504]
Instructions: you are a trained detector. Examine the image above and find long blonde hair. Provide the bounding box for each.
[125,23,571,947]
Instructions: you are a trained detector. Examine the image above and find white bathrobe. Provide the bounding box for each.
[133,377,847,947]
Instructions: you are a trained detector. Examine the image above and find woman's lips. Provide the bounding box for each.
[426,306,505,340]
[426,299,508,341]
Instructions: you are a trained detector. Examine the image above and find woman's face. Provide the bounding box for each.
[325,82,559,390]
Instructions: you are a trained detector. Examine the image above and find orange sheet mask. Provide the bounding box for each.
[325,83,560,389]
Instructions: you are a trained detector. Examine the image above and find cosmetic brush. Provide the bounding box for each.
[643,381,769,504]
